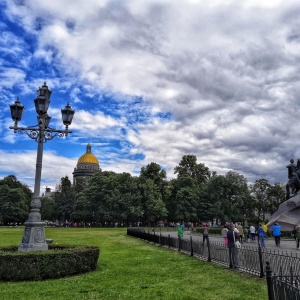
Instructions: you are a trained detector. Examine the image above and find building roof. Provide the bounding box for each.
[77,143,99,165]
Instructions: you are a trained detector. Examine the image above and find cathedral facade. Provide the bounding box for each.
[72,143,101,184]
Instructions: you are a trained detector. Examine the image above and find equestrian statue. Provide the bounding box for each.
[286,159,300,199]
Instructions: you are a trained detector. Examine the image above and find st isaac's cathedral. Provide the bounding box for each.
[72,143,101,184]
[44,143,101,197]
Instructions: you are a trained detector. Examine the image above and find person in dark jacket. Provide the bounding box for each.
[202,224,209,245]
[227,224,240,269]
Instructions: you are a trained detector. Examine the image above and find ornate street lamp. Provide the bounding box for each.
[9,82,75,252]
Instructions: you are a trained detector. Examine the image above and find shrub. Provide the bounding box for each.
[196,227,223,235]
[0,245,100,281]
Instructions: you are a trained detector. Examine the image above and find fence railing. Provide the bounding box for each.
[266,261,300,300]
[127,228,300,300]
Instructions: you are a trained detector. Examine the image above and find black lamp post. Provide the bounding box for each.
[9,82,75,252]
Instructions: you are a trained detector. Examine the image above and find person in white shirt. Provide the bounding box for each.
[250,225,256,241]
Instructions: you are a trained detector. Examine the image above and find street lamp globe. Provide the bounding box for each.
[61,102,75,128]
[10,97,24,123]
[34,82,52,115]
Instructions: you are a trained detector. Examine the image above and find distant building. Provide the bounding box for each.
[44,186,53,197]
[72,143,101,184]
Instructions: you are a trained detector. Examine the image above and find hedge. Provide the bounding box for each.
[0,245,100,281]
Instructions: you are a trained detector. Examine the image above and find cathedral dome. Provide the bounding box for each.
[73,143,101,185]
[77,143,99,165]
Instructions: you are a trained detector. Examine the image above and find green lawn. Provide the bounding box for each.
[0,227,267,300]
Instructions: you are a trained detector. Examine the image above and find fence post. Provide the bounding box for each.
[229,247,233,269]
[190,236,194,256]
[153,230,156,245]
[178,236,181,252]
[266,261,274,300]
[168,234,171,248]
[257,237,264,278]
[207,238,211,262]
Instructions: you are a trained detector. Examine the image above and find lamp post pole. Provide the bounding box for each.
[9,83,75,252]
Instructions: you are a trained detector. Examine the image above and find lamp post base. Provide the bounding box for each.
[18,221,48,252]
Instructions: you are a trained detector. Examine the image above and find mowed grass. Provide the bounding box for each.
[0,227,267,300]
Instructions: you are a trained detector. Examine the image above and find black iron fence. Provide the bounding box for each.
[127,228,300,300]
[266,261,300,300]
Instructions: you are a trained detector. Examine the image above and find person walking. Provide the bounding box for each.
[250,225,256,241]
[236,223,243,243]
[221,225,228,246]
[272,223,281,247]
[177,223,183,238]
[257,224,265,248]
[262,222,268,239]
[292,225,297,241]
[243,227,249,242]
[227,224,240,269]
[202,224,209,245]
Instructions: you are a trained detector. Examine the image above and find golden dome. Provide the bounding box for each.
[77,144,99,165]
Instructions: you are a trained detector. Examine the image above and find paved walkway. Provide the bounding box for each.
[157,230,300,256]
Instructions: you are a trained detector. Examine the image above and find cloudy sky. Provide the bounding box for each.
[0,0,299,192]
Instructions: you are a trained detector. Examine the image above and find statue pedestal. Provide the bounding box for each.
[267,194,300,231]
[18,221,48,252]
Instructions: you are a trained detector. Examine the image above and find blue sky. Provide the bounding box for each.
[1,0,299,192]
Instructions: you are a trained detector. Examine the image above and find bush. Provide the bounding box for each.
[0,245,100,281]
[196,227,223,235]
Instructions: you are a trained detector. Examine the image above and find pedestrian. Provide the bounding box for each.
[177,223,183,238]
[292,225,297,241]
[243,227,249,242]
[221,225,228,246]
[191,222,194,232]
[227,224,240,269]
[296,226,300,249]
[236,222,243,243]
[202,224,209,245]
[181,222,185,231]
[257,224,265,248]
[262,222,268,239]
[272,223,281,247]
[250,225,256,241]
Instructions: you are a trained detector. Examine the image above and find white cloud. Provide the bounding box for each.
[3,0,300,187]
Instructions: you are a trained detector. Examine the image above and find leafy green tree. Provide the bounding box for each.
[199,174,226,223]
[174,155,210,185]
[217,171,253,223]
[74,171,143,226]
[139,163,168,225]
[170,155,211,223]
[250,179,272,221]
[141,179,167,226]
[268,182,285,214]
[53,176,75,222]
[40,197,56,221]
[72,192,92,223]
[0,185,28,224]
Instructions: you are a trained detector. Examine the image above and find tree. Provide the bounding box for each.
[141,179,167,227]
[171,155,211,223]
[217,171,253,223]
[53,176,75,222]
[0,185,28,224]
[40,197,56,221]
[139,163,168,225]
[266,182,285,215]
[199,174,226,223]
[250,179,271,221]
[73,171,143,226]
[174,155,210,185]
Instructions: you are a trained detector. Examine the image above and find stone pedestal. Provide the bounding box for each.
[18,222,48,252]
